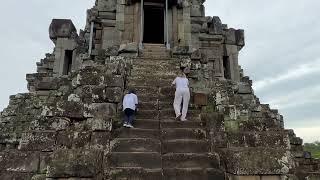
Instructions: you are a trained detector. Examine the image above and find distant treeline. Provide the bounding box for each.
[304,141,320,159]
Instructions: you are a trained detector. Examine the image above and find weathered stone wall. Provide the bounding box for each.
[0,52,133,179]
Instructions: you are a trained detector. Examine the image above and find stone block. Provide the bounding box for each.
[84,103,117,118]
[190,5,205,17]
[228,175,261,180]
[0,172,34,180]
[75,67,105,86]
[46,149,103,178]
[97,0,117,12]
[59,101,85,119]
[35,80,59,91]
[101,19,116,27]
[91,132,111,150]
[72,131,92,148]
[31,174,47,180]
[261,176,281,180]
[49,19,77,43]
[49,117,71,131]
[216,131,290,149]
[237,83,253,94]
[225,28,236,45]
[290,136,303,145]
[86,117,112,131]
[194,92,208,106]
[0,151,40,173]
[18,131,57,151]
[98,11,116,20]
[118,42,138,53]
[77,85,106,103]
[105,74,124,87]
[105,87,123,103]
[102,27,120,48]
[208,16,223,35]
[56,131,91,149]
[191,23,202,33]
[236,29,245,47]
[220,147,292,175]
[56,131,73,149]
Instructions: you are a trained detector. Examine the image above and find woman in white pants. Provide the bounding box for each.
[172,69,190,121]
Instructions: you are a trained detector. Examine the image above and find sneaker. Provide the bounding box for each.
[127,124,134,128]
[175,114,182,121]
[181,119,187,122]
[123,123,128,127]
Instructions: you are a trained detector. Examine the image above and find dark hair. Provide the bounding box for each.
[180,67,186,71]
[128,89,135,94]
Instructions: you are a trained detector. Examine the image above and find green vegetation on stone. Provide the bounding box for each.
[304,141,320,159]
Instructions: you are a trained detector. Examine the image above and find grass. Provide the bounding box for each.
[304,141,320,159]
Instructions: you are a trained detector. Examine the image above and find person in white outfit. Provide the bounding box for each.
[172,68,190,121]
[122,90,139,128]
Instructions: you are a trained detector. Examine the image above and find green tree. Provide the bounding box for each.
[304,141,320,159]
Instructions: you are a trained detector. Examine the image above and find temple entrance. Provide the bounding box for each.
[143,4,164,44]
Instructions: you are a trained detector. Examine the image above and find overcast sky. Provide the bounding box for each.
[0,0,319,142]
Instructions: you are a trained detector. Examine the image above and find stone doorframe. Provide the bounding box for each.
[139,0,170,49]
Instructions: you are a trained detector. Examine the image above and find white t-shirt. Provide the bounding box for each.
[123,93,138,111]
[172,77,189,89]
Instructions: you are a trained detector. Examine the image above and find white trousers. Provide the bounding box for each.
[173,88,190,121]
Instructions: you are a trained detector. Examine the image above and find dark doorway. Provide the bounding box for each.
[223,56,231,79]
[144,5,164,44]
[63,50,73,75]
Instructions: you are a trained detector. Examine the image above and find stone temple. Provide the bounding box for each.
[0,0,319,179]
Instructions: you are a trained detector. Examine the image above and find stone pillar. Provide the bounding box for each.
[139,0,144,49]
[182,2,191,47]
[166,0,170,49]
[225,44,240,82]
[89,22,94,55]
[177,0,191,48]
[53,38,77,76]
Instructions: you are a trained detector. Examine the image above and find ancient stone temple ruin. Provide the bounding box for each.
[0,0,319,179]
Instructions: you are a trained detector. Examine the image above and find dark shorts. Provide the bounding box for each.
[124,108,135,116]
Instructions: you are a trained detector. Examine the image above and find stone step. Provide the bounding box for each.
[141,53,171,59]
[161,120,205,129]
[143,43,166,48]
[130,71,178,78]
[138,95,172,104]
[132,63,177,70]
[162,139,210,153]
[109,168,163,180]
[136,109,200,120]
[159,101,200,110]
[136,110,159,119]
[161,128,207,140]
[138,101,158,110]
[127,77,173,87]
[159,109,201,119]
[114,128,160,139]
[162,153,216,169]
[108,152,161,168]
[110,138,161,153]
[128,72,177,82]
[132,59,175,65]
[163,168,225,180]
[134,119,160,129]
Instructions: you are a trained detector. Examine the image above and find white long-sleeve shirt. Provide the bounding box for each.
[123,93,138,111]
[172,77,189,89]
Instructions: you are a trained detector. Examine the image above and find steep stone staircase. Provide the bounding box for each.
[108,52,221,179]
[140,44,171,59]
